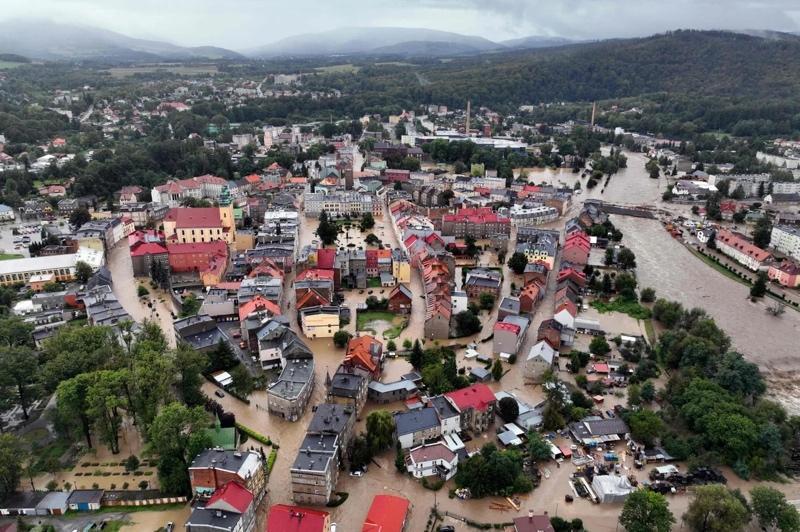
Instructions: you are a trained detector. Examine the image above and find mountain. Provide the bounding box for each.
[500,35,581,49]
[246,27,503,57]
[0,19,243,61]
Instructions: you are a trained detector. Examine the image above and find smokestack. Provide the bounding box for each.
[591,102,597,128]
[465,100,471,134]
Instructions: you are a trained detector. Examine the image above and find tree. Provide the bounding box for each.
[180,293,201,317]
[86,369,129,454]
[454,444,532,498]
[652,299,683,328]
[753,217,772,249]
[365,410,395,455]
[0,346,39,419]
[207,339,237,373]
[333,330,351,348]
[230,364,255,396]
[646,159,660,179]
[750,486,800,532]
[750,272,768,299]
[492,359,504,381]
[640,381,656,403]
[56,373,95,447]
[0,316,34,348]
[640,287,656,303]
[615,272,638,299]
[130,343,174,432]
[464,235,479,258]
[479,292,495,311]
[683,485,750,532]
[620,489,675,532]
[527,431,552,462]
[41,325,123,392]
[75,261,93,284]
[508,252,528,275]
[69,207,92,229]
[589,336,611,356]
[174,343,208,406]
[0,434,24,499]
[628,410,664,446]
[409,339,424,369]
[617,248,637,270]
[316,210,339,246]
[365,233,381,246]
[386,340,397,352]
[124,455,140,472]
[498,396,519,422]
[454,310,481,337]
[149,403,212,495]
[605,247,615,266]
[359,213,375,231]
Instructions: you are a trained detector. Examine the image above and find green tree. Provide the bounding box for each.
[207,339,237,372]
[683,485,750,532]
[640,287,656,303]
[130,344,174,431]
[230,364,255,396]
[492,359,504,381]
[628,410,664,446]
[0,434,24,499]
[652,299,683,328]
[180,293,201,317]
[617,248,637,270]
[86,369,129,454]
[640,381,656,403]
[333,330,352,348]
[316,210,339,246]
[750,272,768,299]
[56,373,95,447]
[605,247,615,266]
[75,261,93,284]
[0,316,34,348]
[498,396,519,422]
[527,431,552,462]
[750,486,800,532]
[454,310,481,337]
[174,343,208,406]
[365,410,395,455]
[409,339,424,369]
[753,217,772,249]
[359,212,375,231]
[620,489,675,532]
[479,292,495,311]
[589,336,611,356]
[0,346,39,419]
[41,325,122,392]
[149,403,212,495]
[69,207,92,229]
[507,252,528,275]
[386,340,397,352]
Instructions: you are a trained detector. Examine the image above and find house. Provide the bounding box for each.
[306,403,355,465]
[343,335,383,380]
[464,272,502,303]
[497,296,521,320]
[553,300,578,329]
[562,232,591,265]
[326,368,368,413]
[429,395,461,436]
[291,433,340,505]
[394,407,442,449]
[513,513,555,532]
[523,262,549,285]
[361,495,410,532]
[525,340,558,383]
[569,416,630,446]
[185,481,255,532]
[268,356,315,421]
[445,383,497,433]
[173,314,225,353]
[368,377,418,403]
[714,229,772,271]
[256,317,312,370]
[267,505,331,532]
[67,490,103,511]
[300,306,340,339]
[387,284,413,314]
[421,256,453,340]
[768,260,800,288]
[493,316,530,355]
[441,207,511,238]
[188,449,266,503]
[0,492,46,516]
[519,280,545,314]
[405,441,458,480]
[238,295,282,349]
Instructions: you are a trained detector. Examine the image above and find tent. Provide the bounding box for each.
[591,475,634,504]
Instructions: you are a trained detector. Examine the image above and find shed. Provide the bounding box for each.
[67,490,104,511]
[469,366,492,382]
[36,492,69,516]
[498,431,523,447]
[0,492,46,516]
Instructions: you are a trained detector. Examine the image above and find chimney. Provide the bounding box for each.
[528,509,533,522]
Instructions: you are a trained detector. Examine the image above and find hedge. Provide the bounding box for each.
[267,449,278,473]
[235,423,271,446]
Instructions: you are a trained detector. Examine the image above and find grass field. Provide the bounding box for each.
[107,64,219,78]
[0,253,24,260]
[0,61,26,69]
[356,310,395,331]
[315,64,360,74]
[591,297,652,320]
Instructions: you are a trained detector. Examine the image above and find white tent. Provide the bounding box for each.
[591,475,634,504]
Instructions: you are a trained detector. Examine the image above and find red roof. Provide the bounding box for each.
[442,207,509,225]
[243,173,261,184]
[130,242,168,257]
[268,504,329,532]
[445,383,496,412]
[296,269,334,282]
[164,207,222,229]
[362,495,409,532]
[238,295,281,321]
[494,321,521,334]
[345,335,382,374]
[592,363,610,374]
[205,481,252,515]
[715,229,772,263]
[316,248,336,270]
[555,299,578,317]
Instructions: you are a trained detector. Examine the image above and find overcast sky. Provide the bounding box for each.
[2,0,800,49]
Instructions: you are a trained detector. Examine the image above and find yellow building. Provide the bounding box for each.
[392,251,411,284]
[300,306,340,339]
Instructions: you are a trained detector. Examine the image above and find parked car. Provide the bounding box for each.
[166,523,174,532]
[214,390,225,398]
[349,470,364,477]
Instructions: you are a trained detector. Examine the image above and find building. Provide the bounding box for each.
[429,395,461,436]
[167,240,229,287]
[361,495,410,532]
[174,314,225,353]
[508,203,560,226]
[714,229,772,271]
[464,270,502,303]
[342,335,383,380]
[394,407,442,449]
[493,316,530,355]
[267,505,331,532]
[525,340,558,383]
[300,306,340,339]
[326,368,368,413]
[405,442,458,480]
[188,449,266,503]
[387,284,413,314]
[290,433,340,505]
[768,261,800,287]
[0,253,97,287]
[445,383,497,434]
[569,416,630,446]
[421,255,452,340]
[256,318,312,369]
[163,204,234,245]
[771,225,800,262]
[513,513,556,532]
[66,490,103,512]
[185,481,255,532]
[151,174,228,207]
[130,241,169,277]
[441,207,511,238]
[268,356,315,422]
[367,377,418,403]
[0,204,15,222]
[562,231,591,266]
[303,191,381,218]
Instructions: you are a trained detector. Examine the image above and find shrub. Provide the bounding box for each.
[236,423,271,446]
[122,482,129,490]
[46,480,58,491]
[110,483,116,490]
[138,481,149,490]
[124,455,140,472]
[267,449,278,473]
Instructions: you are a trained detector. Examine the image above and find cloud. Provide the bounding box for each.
[0,0,798,49]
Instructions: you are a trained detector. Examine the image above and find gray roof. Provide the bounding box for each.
[307,403,353,437]
[394,407,440,436]
[430,395,459,420]
[499,296,520,314]
[67,490,104,505]
[268,357,314,400]
[36,491,70,509]
[369,379,417,394]
[189,449,254,474]
[292,434,338,472]
[329,371,364,397]
[570,417,630,440]
[186,506,243,529]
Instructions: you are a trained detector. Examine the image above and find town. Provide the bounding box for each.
[2,20,800,532]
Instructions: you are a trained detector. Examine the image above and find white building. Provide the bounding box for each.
[0,204,14,221]
[509,204,560,226]
[525,340,557,383]
[303,191,380,218]
[771,225,800,261]
[406,442,458,480]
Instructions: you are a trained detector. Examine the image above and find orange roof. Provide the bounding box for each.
[362,495,409,532]
[238,295,281,321]
[244,174,261,184]
[344,335,382,374]
[296,289,330,309]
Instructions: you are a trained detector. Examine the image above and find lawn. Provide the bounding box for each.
[591,298,652,320]
[315,64,361,74]
[0,61,26,69]
[367,277,382,288]
[0,253,23,260]
[356,311,395,331]
[643,319,657,345]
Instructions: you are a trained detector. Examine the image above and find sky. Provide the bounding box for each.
[1,0,800,50]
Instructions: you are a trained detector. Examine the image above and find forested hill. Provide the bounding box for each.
[400,30,800,108]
